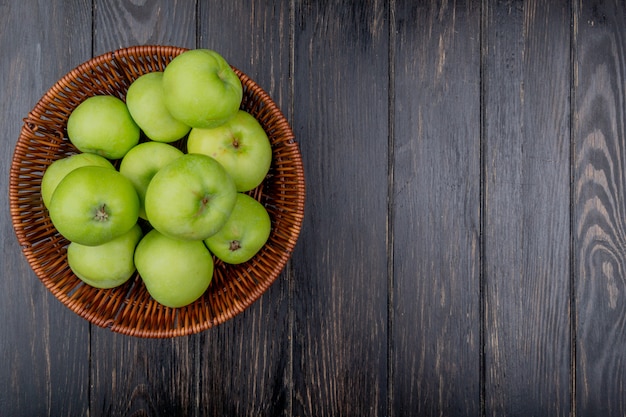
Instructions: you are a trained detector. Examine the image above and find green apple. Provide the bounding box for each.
[48,166,140,246]
[125,72,191,142]
[134,229,213,308]
[144,153,237,241]
[67,95,140,159]
[119,141,184,219]
[67,223,142,289]
[41,152,115,208]
[162,49,243,129]
[187,110,272,192]
[204,193,271,264]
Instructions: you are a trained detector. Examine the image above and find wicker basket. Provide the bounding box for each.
[9,45,305,338]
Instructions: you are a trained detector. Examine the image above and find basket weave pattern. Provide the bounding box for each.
[9,45,305,338]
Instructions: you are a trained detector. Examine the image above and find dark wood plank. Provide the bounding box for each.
[574,1,626,415]
[0,1,92,416]
[89,2,198,416]
[93,0,196,54]
[196,1,293,415]
[391,1,481,415]
[483,0,572,415]
[291,1,389,415]
[91,329,200,416]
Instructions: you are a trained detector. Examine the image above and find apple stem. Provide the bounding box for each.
[194,195,210,217]
[229,240,241,252]
[230,134,240,149]
[94,204,109,222]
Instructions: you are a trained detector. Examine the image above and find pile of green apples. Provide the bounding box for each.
[41,49,274,308]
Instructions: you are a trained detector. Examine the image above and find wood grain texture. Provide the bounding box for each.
[574,1,626,415]
[391,1,481,415]
[483,0,572,415]
[93,0,197,54]
[291,1,389,415]
[195,2,293,416]
[90,329,200,416]
[0,1,92,416]
[89,2,198,416]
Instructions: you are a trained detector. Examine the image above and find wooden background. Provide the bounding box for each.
[2,0,626,415]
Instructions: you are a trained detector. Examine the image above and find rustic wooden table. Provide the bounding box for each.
[2,0,626,416]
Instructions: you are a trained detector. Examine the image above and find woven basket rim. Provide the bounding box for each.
[9,45,305,338]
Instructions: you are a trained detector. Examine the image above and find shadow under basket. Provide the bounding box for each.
[9,45,305,338]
